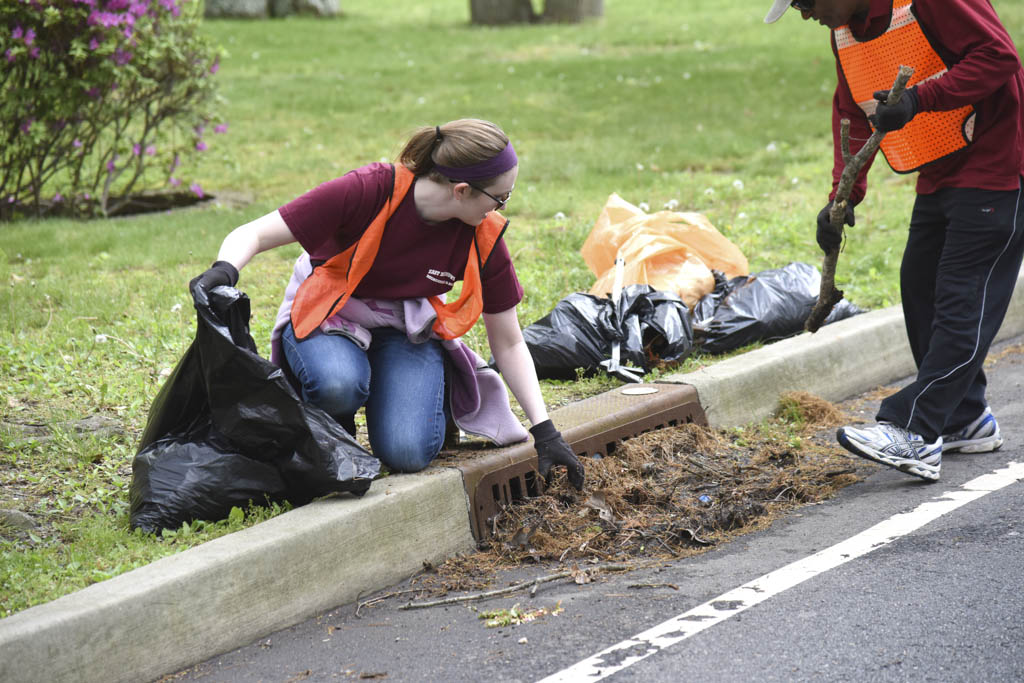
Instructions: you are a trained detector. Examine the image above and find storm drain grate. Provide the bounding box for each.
[453,383,707,540]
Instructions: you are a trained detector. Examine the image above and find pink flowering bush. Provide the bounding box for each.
[1,0,224,219]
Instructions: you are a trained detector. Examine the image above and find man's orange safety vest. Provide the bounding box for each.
[834,0,975,173]
[290,164,510,341]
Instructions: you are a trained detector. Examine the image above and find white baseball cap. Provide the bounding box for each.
[764,0,792,23]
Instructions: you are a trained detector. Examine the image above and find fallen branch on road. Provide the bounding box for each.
[628,582,679,591]
[356,588,423,617]
[398,562,636,610]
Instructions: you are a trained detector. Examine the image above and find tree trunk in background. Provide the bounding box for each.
[469,0,536,25]
[205,0,267,18]
[543,0,603,22]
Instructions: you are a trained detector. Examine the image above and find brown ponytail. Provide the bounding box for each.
[398,119,510,184]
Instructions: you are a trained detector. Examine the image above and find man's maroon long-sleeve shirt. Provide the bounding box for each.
[831,0,1024,204]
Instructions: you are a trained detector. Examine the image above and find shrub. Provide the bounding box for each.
[0,0,225,220]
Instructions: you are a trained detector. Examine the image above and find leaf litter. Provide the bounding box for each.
[405,391,870,603]
[477,601,564,628]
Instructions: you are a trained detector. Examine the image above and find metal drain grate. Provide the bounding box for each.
[454,383,707,540]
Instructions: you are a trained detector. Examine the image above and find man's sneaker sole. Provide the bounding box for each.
[895,459,941,481]
[836,428,941,482]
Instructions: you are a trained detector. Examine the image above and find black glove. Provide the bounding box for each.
[529,419,585,491]
[869,85,919,133]
[189,260,239,307]
[816,201,855,253]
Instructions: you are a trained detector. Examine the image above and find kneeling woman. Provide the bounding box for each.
[190,118,584,489]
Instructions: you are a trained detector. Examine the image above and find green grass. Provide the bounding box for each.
[2,0,1022,617]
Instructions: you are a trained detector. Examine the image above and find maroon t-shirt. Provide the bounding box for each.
[278,163,524,314]
[830,0,1024,203]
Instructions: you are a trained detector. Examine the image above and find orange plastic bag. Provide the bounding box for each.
[581,193,749,308]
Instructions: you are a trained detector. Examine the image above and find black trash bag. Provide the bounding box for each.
[521,284,694,380]
[130,285,380,534]
[692,261,864,355]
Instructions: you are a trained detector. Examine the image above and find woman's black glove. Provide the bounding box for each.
[529,419,585,491]
[189,261,239,307]
[869,86,919,132]
[816,201,855,253]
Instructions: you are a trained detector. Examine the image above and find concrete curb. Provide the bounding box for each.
[4,270,1023,683]
[661,306,916,428]
[663,267,1024,429]
[0,470,476,683]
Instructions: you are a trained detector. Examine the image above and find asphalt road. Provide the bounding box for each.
[169,338,1024,683]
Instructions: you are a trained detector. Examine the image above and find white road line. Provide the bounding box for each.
[538,461,1024,683]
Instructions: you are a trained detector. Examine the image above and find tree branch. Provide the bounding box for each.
[805,65,914,333]
[398,562,634,610]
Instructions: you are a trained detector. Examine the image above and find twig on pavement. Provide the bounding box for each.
[399,563,635,610]
[356,589,423,617]
[627,582,679,591]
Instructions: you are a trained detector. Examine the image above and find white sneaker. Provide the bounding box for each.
[942,407,1003,453]
[837,422,942,482]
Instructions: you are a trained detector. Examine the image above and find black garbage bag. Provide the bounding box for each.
[130,286,380,534]
[521,284,694,380]
[692,262,864,355]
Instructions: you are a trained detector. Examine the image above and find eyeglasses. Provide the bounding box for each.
[471,184,513,210]
[450,179,513,210]
[790,0,814,11]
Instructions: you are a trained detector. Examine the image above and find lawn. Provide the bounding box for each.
[2,0,1022,617]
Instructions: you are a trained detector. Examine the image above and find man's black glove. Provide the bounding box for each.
[189,260,239,307]
[869,85,919,133]
[816,201,855,253]
[529,419,585,491]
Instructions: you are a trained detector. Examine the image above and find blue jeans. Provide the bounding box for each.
[281,324,447,472]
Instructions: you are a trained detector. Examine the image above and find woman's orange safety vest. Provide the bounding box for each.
[290,164,510,341]
[834,0,975,173]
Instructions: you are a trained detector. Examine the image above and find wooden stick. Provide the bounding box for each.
[355,589,423,617]
[628,582,679,591]
[805,65,914,333]
[398,563,634,609]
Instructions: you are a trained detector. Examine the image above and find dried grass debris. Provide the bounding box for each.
[412,393,864,600]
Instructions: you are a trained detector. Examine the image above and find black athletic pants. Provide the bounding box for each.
[876,179,1024,441]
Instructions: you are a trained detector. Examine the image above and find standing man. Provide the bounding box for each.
[765,0,1024,480]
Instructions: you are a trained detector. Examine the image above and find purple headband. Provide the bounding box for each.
[432,141,518,182]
